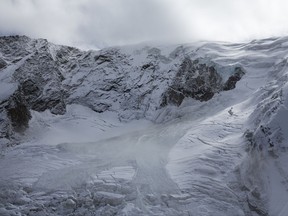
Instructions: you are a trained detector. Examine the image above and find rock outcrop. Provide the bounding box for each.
[0,35,245,142]
[161,58,224,106]
[0,88,31,143]
[223,67,245,91]
[5,89,31,133]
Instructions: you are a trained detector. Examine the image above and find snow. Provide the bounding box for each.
[0,83,17,101]
[47,43,61,61]
[1,36,288,215]
[25,104,122,145]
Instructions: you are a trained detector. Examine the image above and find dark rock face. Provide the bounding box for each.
[0,58,7,70]
[0,109,12,139]
[94,54,113,65]
[161,59,245,106]
[161,58,223,106]
[0,88,31,142]
[223,67,245,91]
[5,89,31,133]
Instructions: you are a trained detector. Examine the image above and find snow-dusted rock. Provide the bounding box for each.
[0,35,244,143]
[0,88,31,141]
[161,58,244,106]
[63,198,76,209]
[93,191,125,206]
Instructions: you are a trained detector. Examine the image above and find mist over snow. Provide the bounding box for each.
[1,0,288,49]
[1,1,288,215]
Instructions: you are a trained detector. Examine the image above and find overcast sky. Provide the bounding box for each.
[1,0,288,49]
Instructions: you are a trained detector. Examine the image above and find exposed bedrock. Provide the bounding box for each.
[0,88,31,142]
[161,58,245,106]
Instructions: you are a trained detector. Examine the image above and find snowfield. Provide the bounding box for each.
[1,36,288,215]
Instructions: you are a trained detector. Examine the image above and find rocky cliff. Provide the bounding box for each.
[0,35,244,144]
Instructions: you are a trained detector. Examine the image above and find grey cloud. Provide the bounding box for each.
[0,0,184,48]
[1,0,288,49]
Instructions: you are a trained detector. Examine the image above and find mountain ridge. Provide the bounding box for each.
[0,35,244,144]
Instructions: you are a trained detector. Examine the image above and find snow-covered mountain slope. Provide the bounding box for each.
[1,35,288,215]
[0,35,244,144]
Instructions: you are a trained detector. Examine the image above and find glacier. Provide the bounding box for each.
[0,35,288,215]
